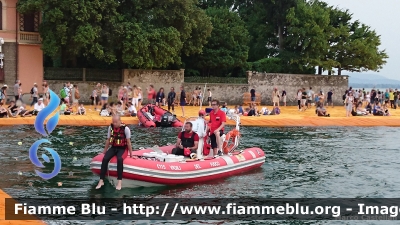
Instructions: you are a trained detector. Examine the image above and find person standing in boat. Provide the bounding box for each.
[208,100,226,158]
[96,115,135,190]
[172,122,199,156]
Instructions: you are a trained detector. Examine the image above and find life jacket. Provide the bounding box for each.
[109,123,128,147]
[180,131,195,148]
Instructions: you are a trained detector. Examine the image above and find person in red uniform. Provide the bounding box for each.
[172,122,199,156]
[147,84,156,104]
[207,100,226,157]
[96,115,135,190]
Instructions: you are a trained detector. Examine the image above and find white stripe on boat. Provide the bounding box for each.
[90,157,265,180]
[221,155,235,166]
[249,150,256,159]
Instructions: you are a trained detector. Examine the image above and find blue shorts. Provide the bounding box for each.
[101,97,108,101]
[180,101,186,106]
[251,97,256,101]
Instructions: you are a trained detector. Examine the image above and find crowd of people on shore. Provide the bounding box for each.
[262,86,399,117]
[0,79,399,119]
[342,87,399,117]
[0,80,217,118]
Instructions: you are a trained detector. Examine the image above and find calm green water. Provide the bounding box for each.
[1,125,399,224]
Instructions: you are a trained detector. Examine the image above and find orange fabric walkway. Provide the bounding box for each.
[0,189,45,225]
[0,105,399,127]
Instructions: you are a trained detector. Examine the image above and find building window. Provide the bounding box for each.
[19,12,39,32]
[0,2,2,30]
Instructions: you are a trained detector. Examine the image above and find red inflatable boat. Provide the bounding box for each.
[137,104,183,127]
[90,115,265,188]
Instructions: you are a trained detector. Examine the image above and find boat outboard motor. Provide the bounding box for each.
[160,113,172,127]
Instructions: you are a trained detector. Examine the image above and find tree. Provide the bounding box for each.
[333,20,388,75]
[18,0,212,69]
[18,0,121,66]
[197,0,235,9]
[187,7,250,76]
[285,0,333,73]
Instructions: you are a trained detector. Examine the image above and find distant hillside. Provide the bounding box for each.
[348,73,400,88]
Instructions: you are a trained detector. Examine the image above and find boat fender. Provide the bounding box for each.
[203,136,211,156]
[184,148,191,156]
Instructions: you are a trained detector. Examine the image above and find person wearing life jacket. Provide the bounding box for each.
[172,122,199,156]
[96,115,135,190]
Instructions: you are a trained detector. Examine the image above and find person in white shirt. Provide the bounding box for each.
[116,102,125,116]
[34,98,45,112]
[354,90,360,103]
[125,102,137,117]
[63,83,71,105]
[22,98,45,117]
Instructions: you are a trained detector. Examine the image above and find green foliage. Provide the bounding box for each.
[286,0,335,71]
[333,20,388,74]
[18,0,388,76]
[249,58,282,73]
[18,0,212,69]
[199,7,250,69]
[184,7,250,75]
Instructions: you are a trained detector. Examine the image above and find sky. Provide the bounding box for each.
[322,0,400,80]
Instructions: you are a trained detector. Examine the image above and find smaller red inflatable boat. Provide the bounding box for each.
[137,104,183,128]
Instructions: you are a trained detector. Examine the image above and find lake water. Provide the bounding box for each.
[1,125,399,224]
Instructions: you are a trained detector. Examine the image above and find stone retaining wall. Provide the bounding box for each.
[22,69,348,106]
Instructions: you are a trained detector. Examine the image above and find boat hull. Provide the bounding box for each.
[90,146,265,187]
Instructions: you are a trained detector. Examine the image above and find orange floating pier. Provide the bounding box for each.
[0,105,400,127]
[0,189,45,225]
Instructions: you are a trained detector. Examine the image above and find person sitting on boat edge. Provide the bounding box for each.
[172,122,199,157]
[208,99,226,158]
[96,115,136,191]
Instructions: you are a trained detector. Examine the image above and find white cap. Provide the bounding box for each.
[2,84,7,87]
[34,83,37,85]
[38,98,43,101]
